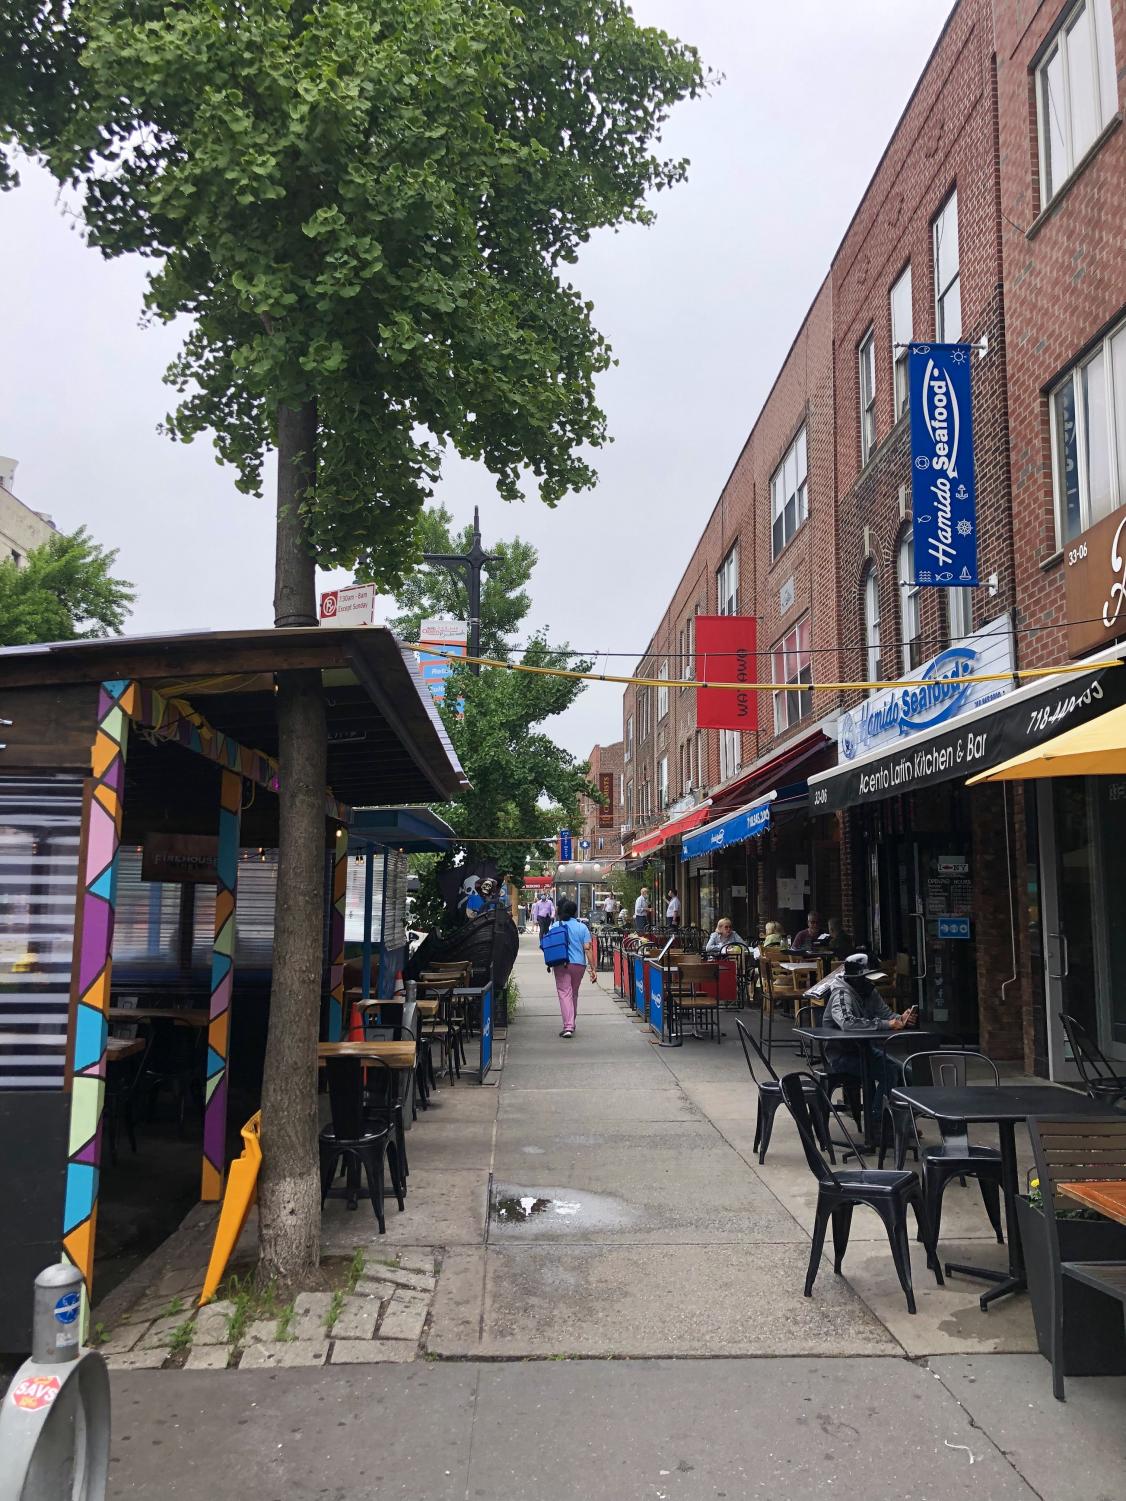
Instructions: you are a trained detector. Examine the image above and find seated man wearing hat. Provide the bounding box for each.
[820,952,917,1123]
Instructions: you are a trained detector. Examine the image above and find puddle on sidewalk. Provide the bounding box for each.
[490,1184,636,1233]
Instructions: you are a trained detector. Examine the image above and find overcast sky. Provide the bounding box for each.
[0,1,952,762]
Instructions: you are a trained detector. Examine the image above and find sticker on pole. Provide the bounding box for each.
[54,1292,80,1326]
[10,1374,61,1411]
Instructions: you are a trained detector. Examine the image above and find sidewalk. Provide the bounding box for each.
[104,937,1126,1499]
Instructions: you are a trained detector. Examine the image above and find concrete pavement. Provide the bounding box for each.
[104,935,1126,1498]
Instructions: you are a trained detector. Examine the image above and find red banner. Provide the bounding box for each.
[597,771,615,827]
[695,615,758,731]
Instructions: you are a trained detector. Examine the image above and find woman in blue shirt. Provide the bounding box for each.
[551,897,595,1038]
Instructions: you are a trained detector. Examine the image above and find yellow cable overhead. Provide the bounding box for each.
[404,644,1122,694]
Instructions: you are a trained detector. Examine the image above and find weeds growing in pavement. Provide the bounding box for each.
[275,1303,296,1342]
[346,1249,366,1292]
[325,1289,346,1333]
[161,1296,184,1319]
[168,1320,194,1355]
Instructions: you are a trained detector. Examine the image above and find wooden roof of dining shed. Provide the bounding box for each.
[0,627,468,843]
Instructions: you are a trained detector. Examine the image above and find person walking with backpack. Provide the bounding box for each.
[541,896,595,1039]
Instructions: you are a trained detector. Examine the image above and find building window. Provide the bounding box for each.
[859,329,877,464]
[625,714,633,762]
[1037,0,1117,205]
[948,586,973,643]
[770,426,809,558]
[716,547,739,616]
[695,731,705,790]
[657,756,669,810]
[772,616,812,734]
[890,265,913,419]
[863,567,881,689]
[899,530,921,671]
[933,190,961,343]
[638,687,651,740]
[657,660,669,720]
[719,730,741,782]
[625,779,633,827]
[1052,316,1126,545]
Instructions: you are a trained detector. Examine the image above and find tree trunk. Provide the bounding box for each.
[258,399,326,1287]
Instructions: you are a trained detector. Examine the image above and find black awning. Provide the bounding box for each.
[808,662,1124,815]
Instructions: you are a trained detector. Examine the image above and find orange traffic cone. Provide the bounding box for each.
[346,996,366,1042]
[393,970,405,999]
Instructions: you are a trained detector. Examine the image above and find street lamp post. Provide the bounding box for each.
[421,505,498,675]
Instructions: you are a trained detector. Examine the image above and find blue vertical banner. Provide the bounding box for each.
[909,343,978,587]
[559,829,573,862]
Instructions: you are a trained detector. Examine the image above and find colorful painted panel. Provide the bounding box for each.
[202,769,240,1201]
[62,680,131,1300]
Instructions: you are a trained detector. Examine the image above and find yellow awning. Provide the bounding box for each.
[966,701,1126,784]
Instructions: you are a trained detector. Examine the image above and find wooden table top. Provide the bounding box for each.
[109,1006,210,1027]
[106,1037,145,1060]
[1059,1180,1126,1226]
[317,1041,416,1069]
[359,996,439,1017]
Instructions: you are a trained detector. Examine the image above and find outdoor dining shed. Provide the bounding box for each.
[0,626,467,1350]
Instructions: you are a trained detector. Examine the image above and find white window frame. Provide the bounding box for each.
[716,548,739,616]
[1036,0,1117,206]
[890,265,913,419]
[695,730,705,791]
[859,329,877,464]
[948,586,973,643]
[638,687,651,741]
[625,713,633,762]
[899,530,921,672]
[657,755,669,810]
[770,426,809,559]
[719,729,741,782]
[1051,315,1126,547]
[933,190,961,344]
[771,617,813,735]
[625,779,633,827]
[863,566,881,691]
[657,660,669,720]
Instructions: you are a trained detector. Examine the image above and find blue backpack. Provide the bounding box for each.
[540,921,570,969]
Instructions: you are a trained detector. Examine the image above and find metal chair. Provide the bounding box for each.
[794,1003,862,1130]
[1060,1013,1126,1109]
[899,1050,1005,1250]
[779,1072,942,1314]
[319,1056,404,1234]
[735,1020,834,1164]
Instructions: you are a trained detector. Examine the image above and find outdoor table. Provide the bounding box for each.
[793,1026,945,1151]
[890,1083,1110,1309]
[1058,1180,1126,1226]
[106,1037,144,1061]
[317,1040,415,1070]
[108,1006,210,1028]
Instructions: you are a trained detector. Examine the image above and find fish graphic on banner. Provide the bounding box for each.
[909,343,978,587]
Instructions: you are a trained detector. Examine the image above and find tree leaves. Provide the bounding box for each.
[0,527,134,645]
[2,0,708,583]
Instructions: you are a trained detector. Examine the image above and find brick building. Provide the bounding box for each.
[992,0,1126,1077]
[608,0,1126,1072]
[578,740,624,861]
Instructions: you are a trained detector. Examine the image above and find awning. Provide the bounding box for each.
[682,792,775,861]
[808,655,1125,814]
[631,802,714,859]
[707,729,832,819]
[966,701,1126,783]
[349,805,456,852]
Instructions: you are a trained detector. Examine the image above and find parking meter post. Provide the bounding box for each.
[32,1263,84,1363]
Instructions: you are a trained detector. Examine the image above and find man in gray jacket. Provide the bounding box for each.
[820,953,917,1122]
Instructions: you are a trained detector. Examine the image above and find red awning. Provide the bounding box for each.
[706,730,832,819]
[630,802,714,859]
[522,875,555,888]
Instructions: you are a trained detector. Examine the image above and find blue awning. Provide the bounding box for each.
[681,793,775,861]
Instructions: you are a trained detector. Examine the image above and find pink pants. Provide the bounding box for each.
[554,963,586,1031]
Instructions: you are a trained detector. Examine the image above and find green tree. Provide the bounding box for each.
[0,529,133,644]
[389,509,592,926]
[5,0,706,1284]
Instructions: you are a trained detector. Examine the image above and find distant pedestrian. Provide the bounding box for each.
[531,892,556,938]
[634,886,650,934]
[602,891,616,925]
[666,888,681,929]
[550,897,595,1038]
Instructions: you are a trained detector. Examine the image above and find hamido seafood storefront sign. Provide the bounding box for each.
[909,342,978,587]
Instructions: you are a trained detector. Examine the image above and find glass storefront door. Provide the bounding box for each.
[895,836,979,1039]
[1041,778,1126,1071]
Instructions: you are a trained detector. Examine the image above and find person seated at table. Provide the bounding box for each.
[822,952,917,1119]
[760,920,787,950]
[705,916,749,952]
[826,916,853,960]
[791,911,823,952]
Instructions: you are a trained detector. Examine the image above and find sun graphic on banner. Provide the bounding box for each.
[950,348,967,364]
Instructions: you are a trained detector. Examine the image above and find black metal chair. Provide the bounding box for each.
[319,1057,404,1233]
[138,1016,205,1134]
[898,1050,1005,1249]
[735,1020,834,1164]
[795,1004,863,1131]
[1028,1115,1126,1401]
[1060,1013,1126,1109]
[360,999,418,1181]
[779,1072,942,1314]
[873,1032,943,1169]
[104,1029,155,1164]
